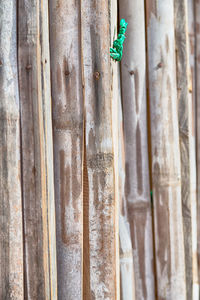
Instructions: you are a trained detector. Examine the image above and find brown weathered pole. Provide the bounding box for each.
[81,0,117,298]
[110,0,120,298]
[0,1,23,299]
[49,1,83,299]
[119,0,155,299]
[18,0,57,299]
[146,1,187,298]
[195,0,200,291]
[174,0,199,298]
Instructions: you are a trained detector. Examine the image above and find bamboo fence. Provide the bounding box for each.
[1,0,200,299]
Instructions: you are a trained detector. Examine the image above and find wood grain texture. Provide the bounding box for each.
[174,0,198,298]
[110,0,120,298]
[188,0,196,111]
[18,0,57,299]
[0,1,23,299]
[49,1,83,299]
[119,1,155,299]
[195,0,200,290]
[81,0,116,298]
[118,68,136,300]
[146,1,187,299]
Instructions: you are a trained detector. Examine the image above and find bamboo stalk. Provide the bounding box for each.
[18,0,57,298]
[146,1,187,298]
[119,1,155,299]
[110,0,120,298]
[174,0,198,298]
[195,0,200,290]
[0,1,23,299]
[118,75,136,300]
[81,0,116,298]
[49,1,83,299]
[188,0,196,108]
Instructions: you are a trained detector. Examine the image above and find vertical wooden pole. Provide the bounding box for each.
[110,0,120,298]
[174,0,199,298]
[0,1,23,299]
[119,1,155,299]
[118,83,136,300]
[146,1,187,298]
[49,1,83,299]
[18,0,57,299]
[118,76,136,299]
[81,0,117,298]
[188,0,196,110]
[195,0,200,290]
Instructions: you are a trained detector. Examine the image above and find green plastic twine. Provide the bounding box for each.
[110,19,128,62]
[150,190,153,204]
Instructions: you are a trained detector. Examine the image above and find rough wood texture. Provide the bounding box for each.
[118,70,136,300]
[81,0,116,298]
[195,0,200,289]
[18,0,57,299]
[49,1,83,299]
[110,0,120,298]
[119,1,155,299]
[0,1,23,299]
[174,0,199,298]
[146,1,187,299]
[188,0,196,112]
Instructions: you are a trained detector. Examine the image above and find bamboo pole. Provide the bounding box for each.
[49,1,83,299]
[146,1,187,299]
[118,76,136,300]
[119,1,155,299]
[0,1,23,299]
[174,0,198,298]
[81,0,116,298]
[188,0,196,109]
[110,0,120,298]
[18,0,57,299]
[195,0,200,290]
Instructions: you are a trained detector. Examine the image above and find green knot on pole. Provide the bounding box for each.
[110,19,128,62]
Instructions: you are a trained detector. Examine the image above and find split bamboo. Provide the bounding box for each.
[174,0,198,298]
[195,0,200,289]
[110,0,120,298]
[0,1,23,299]
[18,0,57,299]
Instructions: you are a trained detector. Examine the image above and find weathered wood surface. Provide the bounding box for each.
[174,1,198,299]
[188,0,196,113]
[81,0,116,298]
[118,99,136,300]
[195,0,200,289]
[119,1,155,299]
[49,1,83,299]
[118,73,136,300]
[146,1,187,299]
[18,0,57,299]
[110,0,120,298]
[0,1,23,299]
